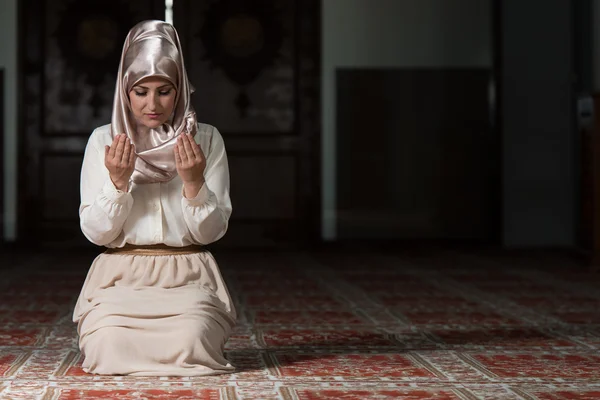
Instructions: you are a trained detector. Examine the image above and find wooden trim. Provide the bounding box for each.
[0,68,4,243]
[15,0,25,244]
[491,0,503,245]
[302,0,322,248]
[17,0,41,245]
[590,94,600,269]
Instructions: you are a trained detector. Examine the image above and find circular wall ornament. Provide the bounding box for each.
[197,0,285,117]
[54,0,135,87]
[76,16,120,61]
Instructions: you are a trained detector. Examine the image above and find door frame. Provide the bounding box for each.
[173,0,322,249]
[16,0,167,248]
[16,0,322,249]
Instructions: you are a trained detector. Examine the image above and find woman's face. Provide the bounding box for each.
[128,77,177,129]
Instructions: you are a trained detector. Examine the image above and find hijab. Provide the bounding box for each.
[111,20,197,184]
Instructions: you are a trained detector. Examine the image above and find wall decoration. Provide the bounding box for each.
[197,0,285,118]
[44,0,158,134]
[188,0,295,133]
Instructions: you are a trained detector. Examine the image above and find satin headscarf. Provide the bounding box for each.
[111,20,197,184]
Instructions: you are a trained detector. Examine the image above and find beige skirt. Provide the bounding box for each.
[72,248,236,376]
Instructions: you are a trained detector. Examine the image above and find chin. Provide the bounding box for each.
[142,118,166,129]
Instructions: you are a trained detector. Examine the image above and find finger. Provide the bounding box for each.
[174,144,182,165]
[115,134,126,160]
[129,144,136,167]
[187,133,203,160]
[108,136,119,159]
[109,134,124,159]
[105,145,110,160]
[177,137,188,161]
[181,133,195,160]
[122,138,131,164]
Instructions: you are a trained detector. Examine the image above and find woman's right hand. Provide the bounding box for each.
[105,133,136,191]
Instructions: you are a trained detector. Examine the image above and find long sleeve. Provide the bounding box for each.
[79,131,134,246]
[181,127,232,245]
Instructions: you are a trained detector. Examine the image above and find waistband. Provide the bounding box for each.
[104,244,206,256]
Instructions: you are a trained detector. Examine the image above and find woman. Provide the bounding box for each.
[72,20,236,376]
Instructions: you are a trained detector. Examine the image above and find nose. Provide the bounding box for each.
[147,93,159,111]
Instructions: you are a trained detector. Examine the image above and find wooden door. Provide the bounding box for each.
[173,0,321,248]
[335,69,498,242]
[19,0,166,248]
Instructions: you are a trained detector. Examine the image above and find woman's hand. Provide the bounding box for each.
[175,133,206,198]
[105,133,136,192]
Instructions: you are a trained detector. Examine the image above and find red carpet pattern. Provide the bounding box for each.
[0,249,599,399]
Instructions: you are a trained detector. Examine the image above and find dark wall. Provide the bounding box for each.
[501,0,576,247]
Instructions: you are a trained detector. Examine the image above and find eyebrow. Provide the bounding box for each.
[134,84,173,90]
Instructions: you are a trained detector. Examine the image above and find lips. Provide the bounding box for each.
[146,113,162,119]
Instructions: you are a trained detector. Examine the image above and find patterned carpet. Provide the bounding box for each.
[0,247,599,399]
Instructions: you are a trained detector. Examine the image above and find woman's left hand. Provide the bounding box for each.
[175,133,206,198]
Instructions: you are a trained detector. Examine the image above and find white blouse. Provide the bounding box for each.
[79,123,232,248]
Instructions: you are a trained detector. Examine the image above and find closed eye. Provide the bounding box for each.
[132,86,174,97]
